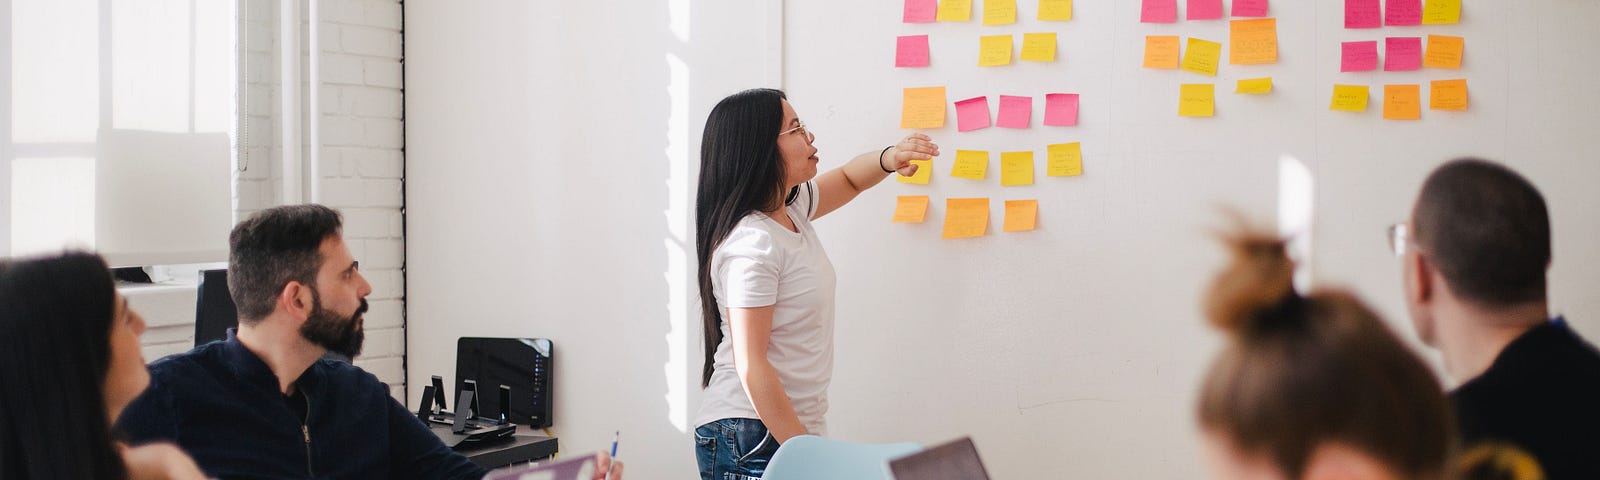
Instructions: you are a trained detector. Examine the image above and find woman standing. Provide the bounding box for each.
[692,88,938,479]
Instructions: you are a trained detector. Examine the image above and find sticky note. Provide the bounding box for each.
[997,95,1033,128]
[1038,0,1072,21]
[1188,0,1223,20]
[1345,0,1381,28]
[1229,19,1278,65]
[1430,79,1468,111]
[951,150,989,179]
[1423,35,1463,69]
[1384,37,1422,71]
[1179,84,1215,117]
[904,0,938,23]
[1181,38,1222,76]
[892,196,930,223]
[897,159,934,184]
[1047,142,1083,176]
[896,35,931,67]
[1000,151,1035,186]
[900,87,947,129]
[1422,0,1460,25]
[1044,93,1080,126]
[938,0,972,21]
[942,198,990,239]
[1141,0,1176,23]
[1020,33,1057,62]
[984,0,1017,25]
[1143,36,1181,69]
[955,96,992,132]
[1235,77,1272,94]
[1383,84,1421,120]
[1003,200,1038,232]
[1341,41,1379,72]
[1386,0,1422,26]
[1232,0,1269,17]
[979,35,1013,66]
[1330,85,1370,112]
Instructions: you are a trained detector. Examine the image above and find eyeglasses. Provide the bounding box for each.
[1387,222,1417,257]
[779,120,814,142]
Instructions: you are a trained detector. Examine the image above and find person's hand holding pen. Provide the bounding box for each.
[591,431,623,480]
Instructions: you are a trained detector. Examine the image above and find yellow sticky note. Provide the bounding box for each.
[900,86,947,129]
[892,195,930,223]
[983,0,1017,25]
[897,159,934,184]
[951,150,988,179]
[1229,19,1277,65]
[1047,142,1083,177]
[1421,0,1460,25]
[1383,84,1421,120]
[1003,199,1038,232]
[1235,77,1272,94]
[1020,33,1057,62]
[1423,35,1463,69]
[1179,84,1215,117]
[979,35,1013,67]
[942,198,990,239]
[1038,0,1073,21]
[1143,36,1181,69]
[937,0,972,22]
[1330,85,1370,112]
[1430,79,1468,111]
[1000,151,1035,186]
[1181,38,1222,76]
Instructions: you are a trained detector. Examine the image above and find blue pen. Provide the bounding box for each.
[606,431,620,476]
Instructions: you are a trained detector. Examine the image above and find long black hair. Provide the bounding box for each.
[0,252,129,479]
[696,88,792,387]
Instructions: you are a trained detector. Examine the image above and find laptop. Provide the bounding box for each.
[888,437,993,480]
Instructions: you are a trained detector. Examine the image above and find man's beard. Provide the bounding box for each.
[301,288,367,358]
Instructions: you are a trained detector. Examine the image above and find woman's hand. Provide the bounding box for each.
[593,451,624,480]
[886,133,940,177]
[121,442,207,480]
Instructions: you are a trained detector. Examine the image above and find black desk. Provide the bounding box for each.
[459,426,559,469]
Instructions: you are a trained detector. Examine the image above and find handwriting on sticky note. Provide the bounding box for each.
[1179,84,1215,117]
[1003,200,1038,232]
[1422,0,1460,25]
[1383,84,1421,120]
[942,198,990,239]
[1144,36,1181,69]
[984,0,1017,25]
[1188,0,1222,20]
[997,95,1032,129]
[1039,0,1072,20]
[951,150,989,179]
[1423,35,1463,69]
[1230,19,1277,65]
[1345,0,1381,28]
[1001,151,1035,186]
[900,87,947,129]
[1020,33,1057,62]
[938,0,972,21]
[897,159,934,184]
[1387,0,1421,26]
[904,0,938,23]
[979,35,1013,67]
[1182,38,1222,76]
[1430,79,1467,111]
[1141,0,1176,23]
[892,196,930,223]
[896,35,930,68]
[955,96,992,132]
[1232,0,1269,17]
[1385,37,1422,71]
[1235,78,1272,94]
[1044,93,1080,126]
[1330,85,1370,112]
[1341,41,1378,72]
[1047,143,1083,177]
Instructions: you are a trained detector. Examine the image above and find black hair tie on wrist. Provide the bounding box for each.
[878,145,895,173]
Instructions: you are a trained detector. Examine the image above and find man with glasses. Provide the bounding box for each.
[1392,158,1600,479]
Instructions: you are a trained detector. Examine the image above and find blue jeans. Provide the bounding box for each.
[695,418,778,480]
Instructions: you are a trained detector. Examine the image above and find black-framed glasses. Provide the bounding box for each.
[779,120,813,141]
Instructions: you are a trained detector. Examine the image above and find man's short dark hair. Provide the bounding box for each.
[228,204,343,322]
[1412,158,1550,307]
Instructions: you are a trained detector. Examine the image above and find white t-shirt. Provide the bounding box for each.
[695,181,837,435]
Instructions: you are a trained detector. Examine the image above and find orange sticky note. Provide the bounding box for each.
[1181,38,1222,76]
[1020,33,1057,62]
[1038,0,1073,21]
[897,159,933,184]
[1000,151,1034,186]
[951,150,989,179]
[900,86,947,129]
[1331,85,1369,112]
[1423,35,1463,69]
[979,35,1014,66]
[1430,79,1468,111]
[1229,19,1277,65]
[1003,200,1038,232]
[983,0,1017,25]
[1144,36,1180,69]
[1179,84,1215,117]
[937,0,972,21]
[892,195,930,223]
[1383,84,1421,120]
[1047,142,1083,176]
[942,198,990,239]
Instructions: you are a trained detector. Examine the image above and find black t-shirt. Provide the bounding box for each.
[1450,319,1600,480]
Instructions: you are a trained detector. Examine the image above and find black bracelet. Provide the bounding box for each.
[878,145,895,173]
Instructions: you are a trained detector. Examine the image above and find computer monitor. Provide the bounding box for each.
[456,337,553,427]
[887,437,992,480]
[194,269,236,347]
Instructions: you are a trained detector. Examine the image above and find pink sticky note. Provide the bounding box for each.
[903,0,937,23]
[1141,0,1176,23]
[1043,93,1079,126]
[896,35,930,67]
[1385,37,1422,71]
[1232,0,1268,17]
[955,96,992,132]
[1187,0,1223,20]
[1386,0,1421,26]
[1341,41,1378,72]
[1345,0,1381,28]
[996,95,1032,129]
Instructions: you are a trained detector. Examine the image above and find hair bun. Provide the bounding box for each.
[1205,229,1297,336]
